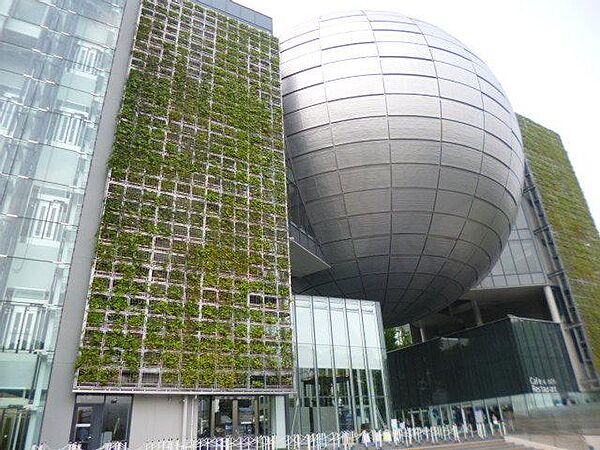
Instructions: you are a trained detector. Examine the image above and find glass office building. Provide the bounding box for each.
[291,295,391,433]
[0,1,125,448]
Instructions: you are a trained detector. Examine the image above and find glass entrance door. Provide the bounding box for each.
[71,404,103,450]
[211,397,258,437]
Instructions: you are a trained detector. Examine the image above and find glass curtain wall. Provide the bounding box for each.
[477,203,547,289]
[291,295,390,433]
[0,1,125,448]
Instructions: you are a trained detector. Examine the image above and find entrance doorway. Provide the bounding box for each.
[200,396,272,437]
[70,395,132,449]
[212,397,257,437]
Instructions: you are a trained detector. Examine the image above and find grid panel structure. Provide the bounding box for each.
[281,11,525,324]
[75,0,293,392]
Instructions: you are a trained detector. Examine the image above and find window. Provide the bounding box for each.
[32,199,63,240]
[72,44,101,74]
[53,112,84,148]
[1,304,39,351]
[0,97,19,134]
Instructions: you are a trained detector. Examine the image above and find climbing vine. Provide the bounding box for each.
[518,115,600,370]
[76,0,292,392]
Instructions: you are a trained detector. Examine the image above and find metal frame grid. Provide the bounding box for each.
[75,0,293,393]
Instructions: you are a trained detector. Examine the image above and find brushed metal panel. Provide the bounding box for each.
[285,124,332,157]
[328,95,387,122]
[281,51,321,77]
[325,75,384,101]
[373,30,427,44]
[390,139,440,165]
[389,116,441,140]
[354,236,390,257]
[359,255,391,274]
[484,111,514,146]
[441,142,482,172]
[332,116,389,144]
[336,140,390,169]
[320,30,374,50]
[377,42,432,59]
[439,79,483,107]
[435,61,479,88]
[281,10,524,324]
[442,119,484,150]
[392,164,439,189]
[282,66,324,93]
[297,172,342,202]
[392,212,432,233]
[284,103,329,135]
[344,189,390,215]
[280,29,319,52]
[323,57,381,82]
[292,148,337,180]
[392,188,436,211]
[349,213,391,238]
[383,74,438,95]
[387,94,440,117]
[380,57,436,76]
[340,165,391,192]
[312,218,351,243]
[434,190,472,217]
[430,48,474,70]
[283,83,326,113]
[426,35,472,59]
[423,236,456,257]
[441,99,484,129]
[321,42,378,64]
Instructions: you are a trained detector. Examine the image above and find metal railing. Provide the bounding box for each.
[285,424,507,450]
[32,424,508,450]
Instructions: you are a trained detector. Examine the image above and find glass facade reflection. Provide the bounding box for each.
[477,202,547,289]
[0,1,125,448]
[291,295,390,433]
[388,317,578,414]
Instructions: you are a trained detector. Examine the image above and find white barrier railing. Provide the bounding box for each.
[33,423,508,450]
[285,424,507,450]
[32,444,82,450]
[138,436,277,450]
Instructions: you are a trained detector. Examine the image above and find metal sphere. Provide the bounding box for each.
[281,11,525,324]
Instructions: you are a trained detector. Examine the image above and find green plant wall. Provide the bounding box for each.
[75,0,293,392]
[518,115,600,369]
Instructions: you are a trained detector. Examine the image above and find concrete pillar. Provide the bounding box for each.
[543,285,561,322]
[419,327,427,342]
[471,300,483,326]
[271,395,287,449]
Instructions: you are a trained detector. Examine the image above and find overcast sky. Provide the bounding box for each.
[242,0,600,227]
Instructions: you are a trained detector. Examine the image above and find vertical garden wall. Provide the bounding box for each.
[518,115,600,370]
[75,0,293,392]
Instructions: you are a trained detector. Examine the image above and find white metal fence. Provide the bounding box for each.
[284,423,506,450]
[32,423,507,450]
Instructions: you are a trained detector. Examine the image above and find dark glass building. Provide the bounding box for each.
[388,316,578,428]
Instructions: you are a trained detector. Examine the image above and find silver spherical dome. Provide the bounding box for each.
[281,11,524,324]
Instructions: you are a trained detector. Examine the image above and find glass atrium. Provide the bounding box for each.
[290,295,391,433]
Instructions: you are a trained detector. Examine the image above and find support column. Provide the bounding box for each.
[271,395,287,449]
[471,300,483,326]
[419,327,427,342]
[543,285,561,322]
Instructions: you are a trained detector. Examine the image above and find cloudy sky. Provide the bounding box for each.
[242,0,600,227]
